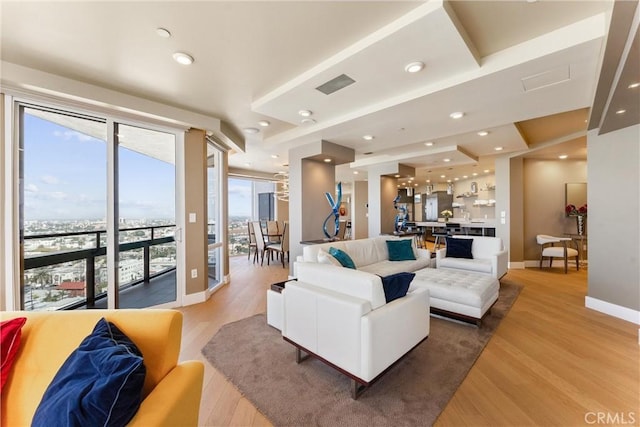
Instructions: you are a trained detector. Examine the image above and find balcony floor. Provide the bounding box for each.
[93,271,177,309]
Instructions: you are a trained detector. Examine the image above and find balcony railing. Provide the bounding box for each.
[23,225,176,310]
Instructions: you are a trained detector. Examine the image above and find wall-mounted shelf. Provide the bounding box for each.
[456,192,478,198]
[473,199,496,207]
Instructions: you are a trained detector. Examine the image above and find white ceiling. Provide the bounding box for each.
[0,0,624,186]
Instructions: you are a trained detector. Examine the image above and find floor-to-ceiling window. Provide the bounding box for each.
[17,102,181,310]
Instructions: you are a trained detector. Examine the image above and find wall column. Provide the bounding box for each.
[289,141,354,274]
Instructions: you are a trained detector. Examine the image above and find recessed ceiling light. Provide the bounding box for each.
[298,110,312,117]
[616,109,626,114]
[394,174,401,178]
[156,28,171,38]
[450,112,464,119]
[472,173,478,176]
[363,135,374,141]
[443,158,451,162]
[424,141,434,146]
[258,120,270,127]
[300,118,316,125]
[454,177,459,181]
[404,61,425,73]
[324,158,332,163]
[447,179,452,183]
[440,175,446,178]
[426,179,431,183]
[559,154,568,159]
[477,131,489,136]
[463,175,468,179]
[629,82,640,89]
[353,171,359,175]
[408,178,414,182]
[270,154,279,159]
[172,52,194,65]
[243,127,259,134]
[494,146,504,151]
[484,169,490,173]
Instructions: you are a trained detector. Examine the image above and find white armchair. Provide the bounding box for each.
[436,235,508,279]
[282,262,430,398]
[536,234,579,273]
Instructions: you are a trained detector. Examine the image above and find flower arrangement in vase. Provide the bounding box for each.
[565,204,587,235]
[441,209,453,223]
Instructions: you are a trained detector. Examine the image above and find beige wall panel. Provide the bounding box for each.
[522,158,587,260]
[380,176,397,235]
[587,125,639,311]
[353,180,369,239]
[184,129,207,295]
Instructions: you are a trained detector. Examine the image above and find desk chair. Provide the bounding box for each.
[536,234,579,273]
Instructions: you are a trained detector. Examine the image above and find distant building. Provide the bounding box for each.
[55,281,85,297]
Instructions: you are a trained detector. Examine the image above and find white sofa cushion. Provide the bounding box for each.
[302,236,419,268]
[451,235,502,259]
[359,258,431,277]
[438,257,493,274]
[412,268,499,309]
[317,248,342,266]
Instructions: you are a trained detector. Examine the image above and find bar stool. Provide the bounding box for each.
[433,223,461,250]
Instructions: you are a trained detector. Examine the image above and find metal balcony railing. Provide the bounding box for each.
[23,225,176,310]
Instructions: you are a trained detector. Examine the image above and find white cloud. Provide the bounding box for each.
[228,184,252,198]
[52,130,94,142]
[25,183,39,192]
[40,175,60,185]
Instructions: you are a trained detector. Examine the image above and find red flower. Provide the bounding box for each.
[578,204,587,215]
[565,204,577,215]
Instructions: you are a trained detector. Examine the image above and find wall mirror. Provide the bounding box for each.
[565,182,587,215]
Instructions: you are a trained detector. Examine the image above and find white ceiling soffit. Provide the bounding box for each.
[255,11,606,153]
[351,144,477,170]
[252,1,479,128]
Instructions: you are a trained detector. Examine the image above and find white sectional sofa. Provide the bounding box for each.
[281,261,430,398]
[297,235,431,276]
[435,235,508,279]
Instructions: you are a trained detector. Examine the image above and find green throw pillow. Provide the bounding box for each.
[328,247,356,269]
[386,239,416,261]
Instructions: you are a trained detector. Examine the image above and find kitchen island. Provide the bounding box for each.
[415,220,496,238]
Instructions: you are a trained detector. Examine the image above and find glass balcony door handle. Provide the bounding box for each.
[174,227,182,242]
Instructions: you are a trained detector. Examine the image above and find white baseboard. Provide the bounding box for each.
[524,259,586,268]
[509,261,525,269]
[585,296,640,325]
[182,290,207,306]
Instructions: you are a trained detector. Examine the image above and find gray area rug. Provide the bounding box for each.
[202,279,522,427]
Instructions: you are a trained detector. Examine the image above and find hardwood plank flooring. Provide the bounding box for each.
[178,257,640,427]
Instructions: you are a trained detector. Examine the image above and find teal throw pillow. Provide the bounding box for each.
[328,247,356,269]
[386,239,416,261]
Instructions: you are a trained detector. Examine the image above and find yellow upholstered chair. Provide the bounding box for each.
[1,309,204,427]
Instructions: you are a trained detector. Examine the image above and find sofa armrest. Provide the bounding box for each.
[360,288,430,381]
[283,281,372,377]
[129,361,204,427]
[493,249,508,279]
[435,248,447,264]
[416,248,431,259]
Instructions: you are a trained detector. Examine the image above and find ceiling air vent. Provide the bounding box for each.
[315,74,356,95]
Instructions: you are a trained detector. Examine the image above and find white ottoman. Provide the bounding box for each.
[410,268,499,325]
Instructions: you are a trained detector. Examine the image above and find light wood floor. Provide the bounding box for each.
[178,256,640,427]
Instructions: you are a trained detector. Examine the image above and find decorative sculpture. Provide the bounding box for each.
[393,195,408,232]
[322,182,342,240]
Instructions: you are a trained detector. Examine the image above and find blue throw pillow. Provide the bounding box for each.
[32,318,146,427]
[379,272,415,303]
[386,239,416,261]
[328,247,356,269]
[445,237,473,259]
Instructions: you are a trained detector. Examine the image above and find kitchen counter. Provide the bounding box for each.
[415,220,496,237]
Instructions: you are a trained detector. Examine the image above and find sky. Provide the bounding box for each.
[24,111,255,221]
[23,113,175,220]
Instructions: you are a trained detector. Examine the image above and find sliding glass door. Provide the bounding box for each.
[18,103,181,310]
